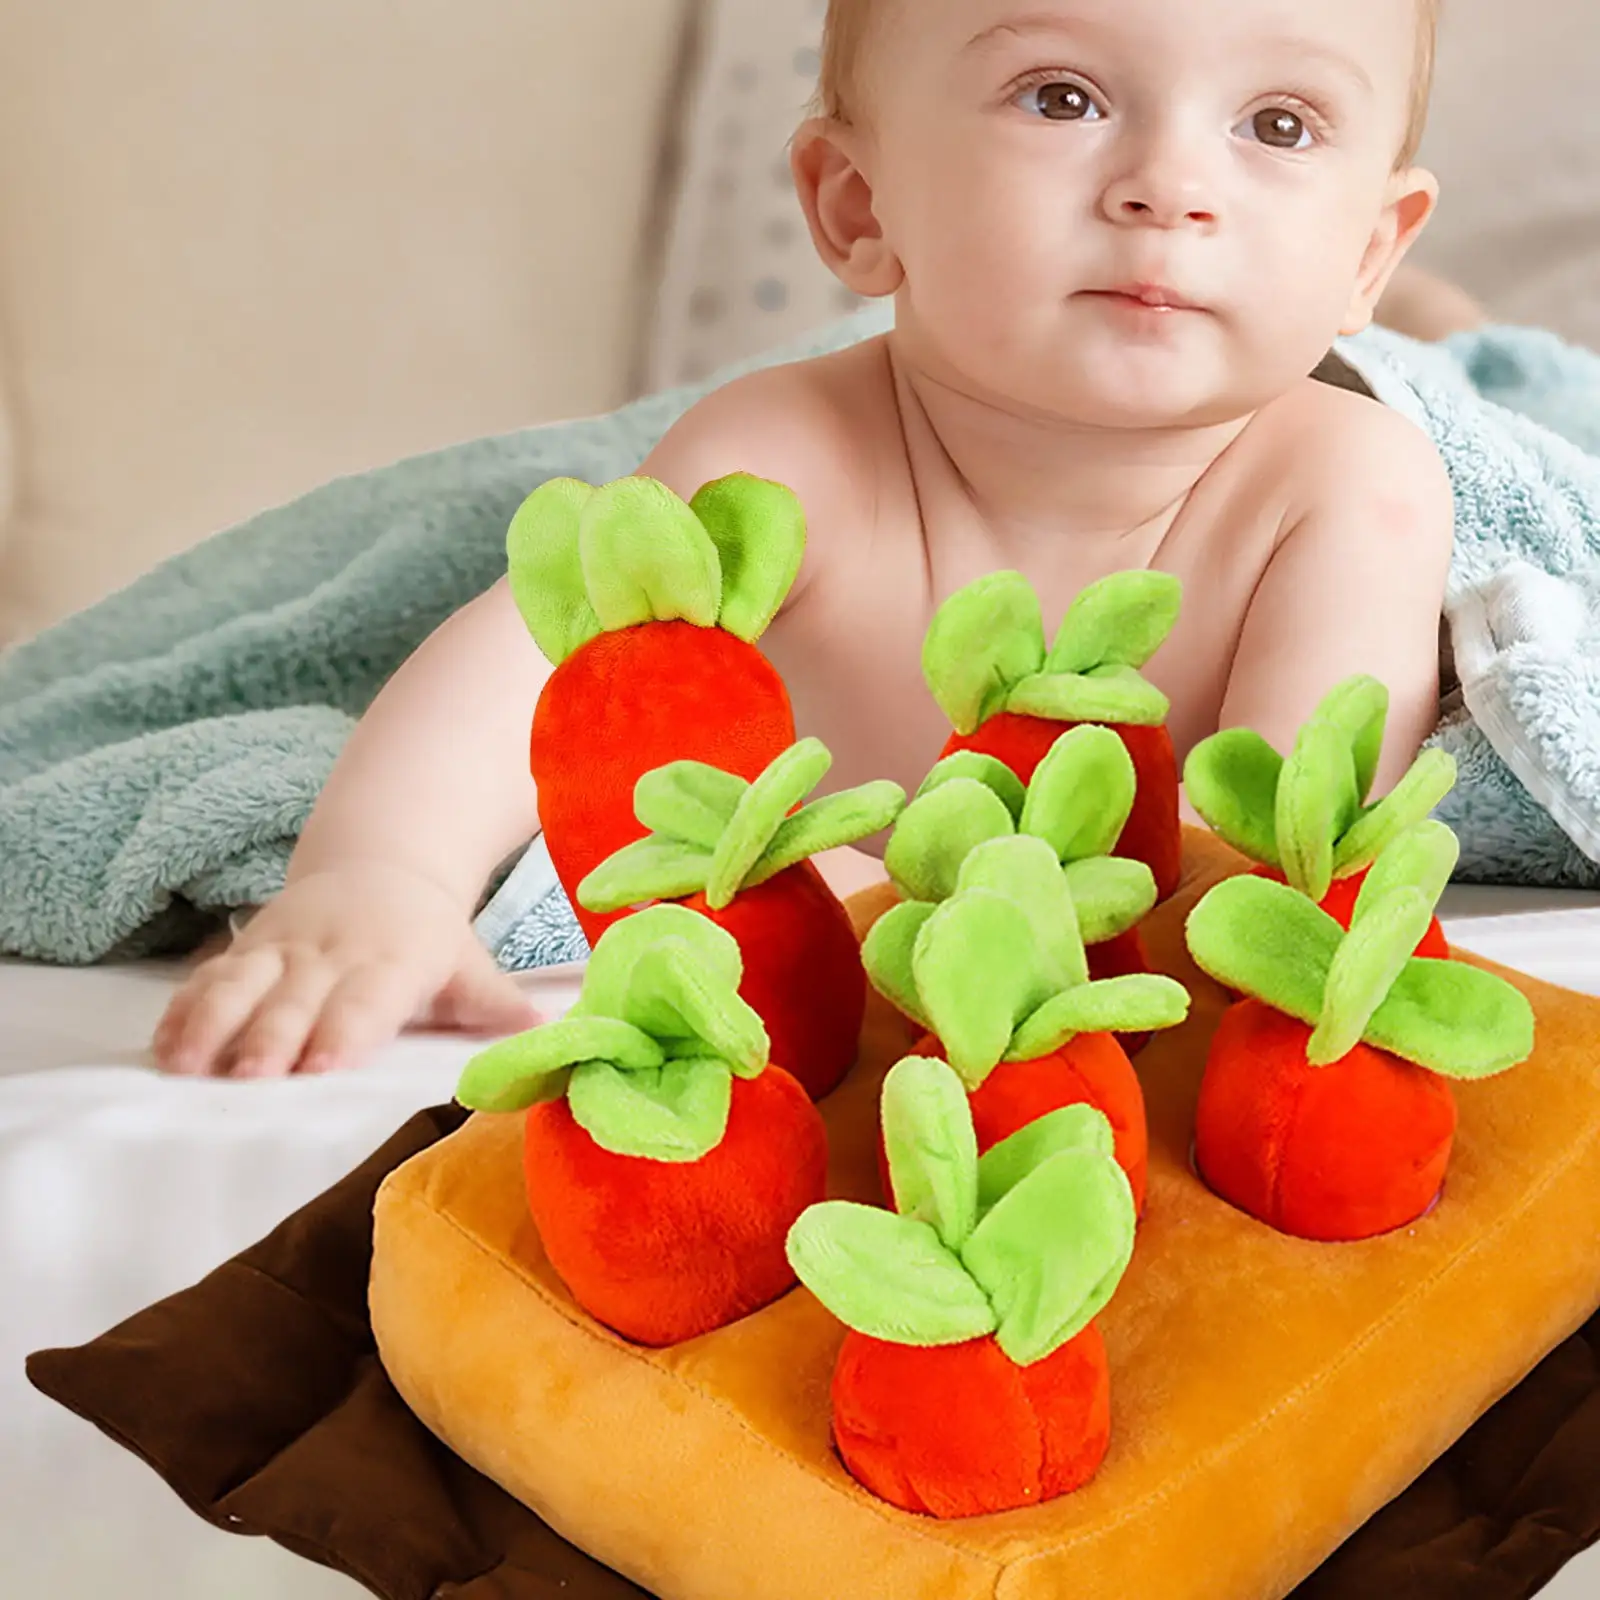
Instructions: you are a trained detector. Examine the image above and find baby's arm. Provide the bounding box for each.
[1217,403,1454,791]
[154,578,553,1075]
[154,362,854,1076]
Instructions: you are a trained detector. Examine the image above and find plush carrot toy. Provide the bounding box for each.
[1184,675,1458,957]
[1184,821,1535,1242]
[922,569,1183,901]
[576,738,905,1100]
[456,904,828,1345]
[862,834,1190,1213]
[884,726,1161,1050]
[508,472,805,944]
[787,1056,1137,1517]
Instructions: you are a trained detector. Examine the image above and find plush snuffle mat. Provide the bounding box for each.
[370,472,1600,1600]
[371,857,1600,1600]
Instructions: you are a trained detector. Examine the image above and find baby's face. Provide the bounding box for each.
[855,0,1427,426]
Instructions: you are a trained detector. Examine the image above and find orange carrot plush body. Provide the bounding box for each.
[578,740,906,1099]
[864,831,1190,1214]
[1184,823,1535,1242]
[788,1058,1139,1517]
[507,473,806,944]
[1185,675,1460,960]
[457,906,827,1344]
[923,571,1184,900]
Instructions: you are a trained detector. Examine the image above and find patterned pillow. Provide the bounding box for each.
[645,0,865,392]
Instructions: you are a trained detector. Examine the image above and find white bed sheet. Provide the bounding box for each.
[3,890,1599,1600]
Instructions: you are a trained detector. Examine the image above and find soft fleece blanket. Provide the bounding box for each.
[2,308,1598,968]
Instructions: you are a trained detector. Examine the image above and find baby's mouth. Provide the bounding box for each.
[1083,283,1205,313]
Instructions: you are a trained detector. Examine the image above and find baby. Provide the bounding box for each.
[155,0,1456,1078]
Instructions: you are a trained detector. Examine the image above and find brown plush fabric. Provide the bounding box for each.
[26,838,1600,1599]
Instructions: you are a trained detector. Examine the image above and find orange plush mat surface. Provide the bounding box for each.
[369,831,1600,1600]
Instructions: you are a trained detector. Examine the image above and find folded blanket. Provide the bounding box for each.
[2,309,1597,968]
[1337,325,1600,890]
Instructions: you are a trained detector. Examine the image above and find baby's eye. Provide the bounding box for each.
[1237,107,1312,150]
[1017,79,1103,122]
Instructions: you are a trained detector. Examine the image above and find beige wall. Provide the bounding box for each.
[0,0,691,643]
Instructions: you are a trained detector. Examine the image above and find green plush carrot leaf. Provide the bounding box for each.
[705,738,833,908]
[567,1058,733,1163]
[913,890,1056,1088]
[748,780,906,887]
[915,752,1027,822]
[1315,675,1390,805]
[1182,728,1284,869]
[688,474,806,643]
[954,836,1087,990]
[623,943,769,1077]
[961,1150,1137,1366]
[576,837,715,914]
[1333,751,1459,878]
[1276,717,1362,901]
[1063,855,1158,944]
[1007,974,1190,1062]
[1350,819,1459,928]
[881,1057,980,1251]
[574,903,736,1018]
[975,1104,1115,1214]
[579,477,722,633]
[1006,664,1170,728]
[505,477,604,666]
[1046,571,1182,674]
[1020,725,1136,864]
[1365,960,1536,1079]
[786,1203,1000,1347]
[455,1017,664,1112]
[884,780,1017,903]
[1184,875,1341,1024]
[1307,888,1435,1065]
[633,761,747,850]
[922,572,1047,735]
[861,900,939,1030]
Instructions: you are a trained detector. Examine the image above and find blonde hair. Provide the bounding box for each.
[817,0,1438,166]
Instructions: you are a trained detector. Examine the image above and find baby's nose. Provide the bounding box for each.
[1102,163,1218,229]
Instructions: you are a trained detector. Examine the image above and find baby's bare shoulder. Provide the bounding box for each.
[636,341,892,589]
[1267,378,1452,524]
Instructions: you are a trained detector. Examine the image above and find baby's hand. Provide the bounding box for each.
[151,864,542,1077]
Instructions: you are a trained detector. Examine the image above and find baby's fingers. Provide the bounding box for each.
[227,955,343,1079]
[155,949,286,1075]
[298,964,429,1076]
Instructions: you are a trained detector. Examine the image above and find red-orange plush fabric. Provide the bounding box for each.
[908,1030,1149,1216]
[1086,925,1154,1057]
[686,862,864,1102]
[1194,999,1458,1243]
[530,621,795,944]
[522,1066,827,1346]
[943,714,1181,901]
[831,1325,1111,1518]
[1250,865,1451,959]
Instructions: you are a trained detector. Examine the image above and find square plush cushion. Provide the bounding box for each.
[369,829,1600,1600]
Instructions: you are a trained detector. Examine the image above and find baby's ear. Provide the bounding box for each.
[1339,165,1439,336]
[790,117,905,299]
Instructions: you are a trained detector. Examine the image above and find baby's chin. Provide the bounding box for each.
[982,346,1270,434]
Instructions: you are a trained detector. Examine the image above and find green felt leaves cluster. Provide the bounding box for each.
[786,1057,1137,1365]
[505,472,806,665]
[1185,821,1535,1075]
[922,571,1179,736]
[885,726,1157,944]
[863,835,1190,1086]
[456,905,771,1162]
[1184,676,1459,900]
[577,739,906,913]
